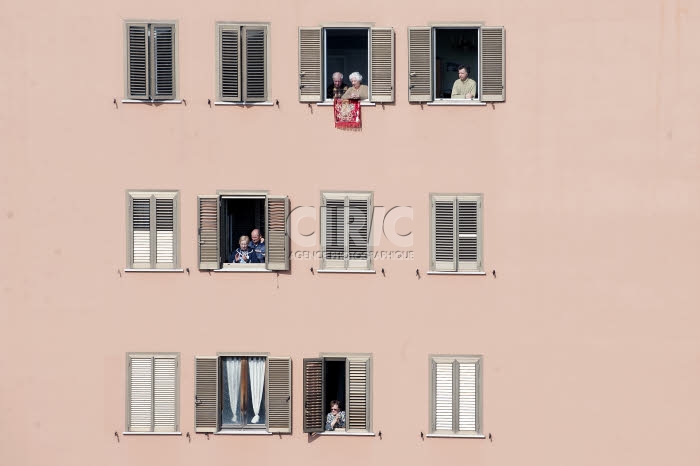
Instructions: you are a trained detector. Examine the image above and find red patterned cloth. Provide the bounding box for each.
[333,98,361,129]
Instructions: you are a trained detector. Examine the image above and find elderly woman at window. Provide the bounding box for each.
[342,71,368,100]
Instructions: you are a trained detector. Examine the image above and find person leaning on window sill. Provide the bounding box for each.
[325,400,346,431]
[342,71,368,100]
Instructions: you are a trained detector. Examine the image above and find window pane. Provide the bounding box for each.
[221,356,267,428]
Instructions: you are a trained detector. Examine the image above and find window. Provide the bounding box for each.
[320,192,373,271]
[126,191,179,270]
[126,353,179,433]
[430,194,483,273]
[216,23,269,102]
[194,355,292,433]
[408,25,504,102]
[298,26,394,103]
[303,355,372,434]
[430,355,482,437]
[197,192,290,271]
[125,22,177,101]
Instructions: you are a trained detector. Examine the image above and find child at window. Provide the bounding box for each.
[232,235,252,263]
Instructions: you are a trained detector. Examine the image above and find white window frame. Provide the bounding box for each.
[431,24,483,103]
[321,26,371,103]
[217,352,271,433]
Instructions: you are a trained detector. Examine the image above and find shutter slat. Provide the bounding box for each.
[303,358,324,433]
[195,357,218,433]
[152,25,175,100]
[369,28,394,102]
[268,357,292,433]
[481,27,505,102]
[298,28,322,102]
[244,26,267,102]
[266,196,289,271]
[408,27,432,102]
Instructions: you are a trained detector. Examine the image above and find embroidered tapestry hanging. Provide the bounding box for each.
[333,98,361,129]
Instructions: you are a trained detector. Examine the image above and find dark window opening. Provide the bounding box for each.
[324,359,346,423]
[324,28,369,100]
[435,28,479,99]
[221,198,265,265]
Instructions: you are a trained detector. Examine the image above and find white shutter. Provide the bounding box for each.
[346,357,370,432]
[457,196,480,272]
[458,360,478,433]
[434,361,453,432]
[369,28,394,102]
[131,197,152,267]
[298,27,322,102]
[480,27,505,102]
[128,357,153,432]
[153,357,177,432]
[432,195,456,271]
[155,197,175,266]
[321,194,346,270]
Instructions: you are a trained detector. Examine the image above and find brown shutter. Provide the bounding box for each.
[194,356,218,433]
[266,195,290,271]
[126,24,149,100]
[298,27,322,102]
[198,195,220,270]
[267,357,292,433]
[346,357,370,432]
[218,24,241,102]
[369,28,394,102]
[303,358,324,433]
[480,27,505,102]
[243,25,267,102]
[151,24,175,100]
[408,27,432,102]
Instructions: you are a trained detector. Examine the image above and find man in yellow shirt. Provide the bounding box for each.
[451,65,477,99]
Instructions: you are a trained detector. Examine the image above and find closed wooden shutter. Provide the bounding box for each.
[195,357,218,433]
[431,195,457,271]
[321,194,345,270]
[155,197,175,267]
[128,356,153,432]
[346,357,370,432]
[153,356,178,432]
[298,27,322,102]
[218,24,241,102]
[480,27,505,102]
[126,24,149,100]
[243,25,267,102]
[432,360,453,432]
[266,195,290,271]
[369,28,394,102]
[347,194,370,270]
[198,195,220,270]
[131,196,152,268]
[457,359,479,433]
[457,196,481,272]
[267,357,292,433]
[408,27,432,102]
[151,24,175,100]
[303,358,324,433]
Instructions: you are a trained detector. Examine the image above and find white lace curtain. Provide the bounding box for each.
[249,357,265,423]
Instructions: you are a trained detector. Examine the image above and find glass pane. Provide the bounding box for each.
[221,356,267,428]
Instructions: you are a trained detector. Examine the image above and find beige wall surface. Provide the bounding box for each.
[1,0,700,465]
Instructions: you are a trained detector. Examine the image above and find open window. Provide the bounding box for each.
[298,26,394,103]
[408,25,504,103]
[303,355,371,434]
[194,355,292,433]
[198,192,290,271]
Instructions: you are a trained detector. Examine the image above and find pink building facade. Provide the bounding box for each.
[2,1,700,465]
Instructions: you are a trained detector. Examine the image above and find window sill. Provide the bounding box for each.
[316,431,376,436]
[214,101,275,106]
[427,100,486,106]
[216,430,272,435]
[121,99,183,104]
[124,268,184,273]
[317,269,376,274]
[317,101,376,107]
[427,271,486,275]
[214,267,272,273]
[122,432,182,436]
[426,433,486,439]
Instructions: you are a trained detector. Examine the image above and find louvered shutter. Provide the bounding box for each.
[130,195,152,268]
[267,357,292,433]
[346,357,370,432]
[480,27,505,102]
[266,195,290,271]
[457,358,480,434]
[457,196,481,272]
[128,356,153,432]
[218,24,241,102]
[347,194,370,270]
[303,358,324,433]
[195,357,218,433]
[432,360,453,432]
[198,195,220,270]
[408,27,432,102]
[369,28,394,102]
[431,195,457,271]
[154,356,178,432]
[321,194,345,270]
[155,196,176,268]
[243,26,267,102]
[151,24,175,100]
[126,24,149,100]
[298,27,322,102]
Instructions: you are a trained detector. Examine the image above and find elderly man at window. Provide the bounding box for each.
[327,72,349,99]
[451,65,477,99]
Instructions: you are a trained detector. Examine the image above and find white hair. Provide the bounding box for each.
[349,71,363,83]
[332,71,343,79]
